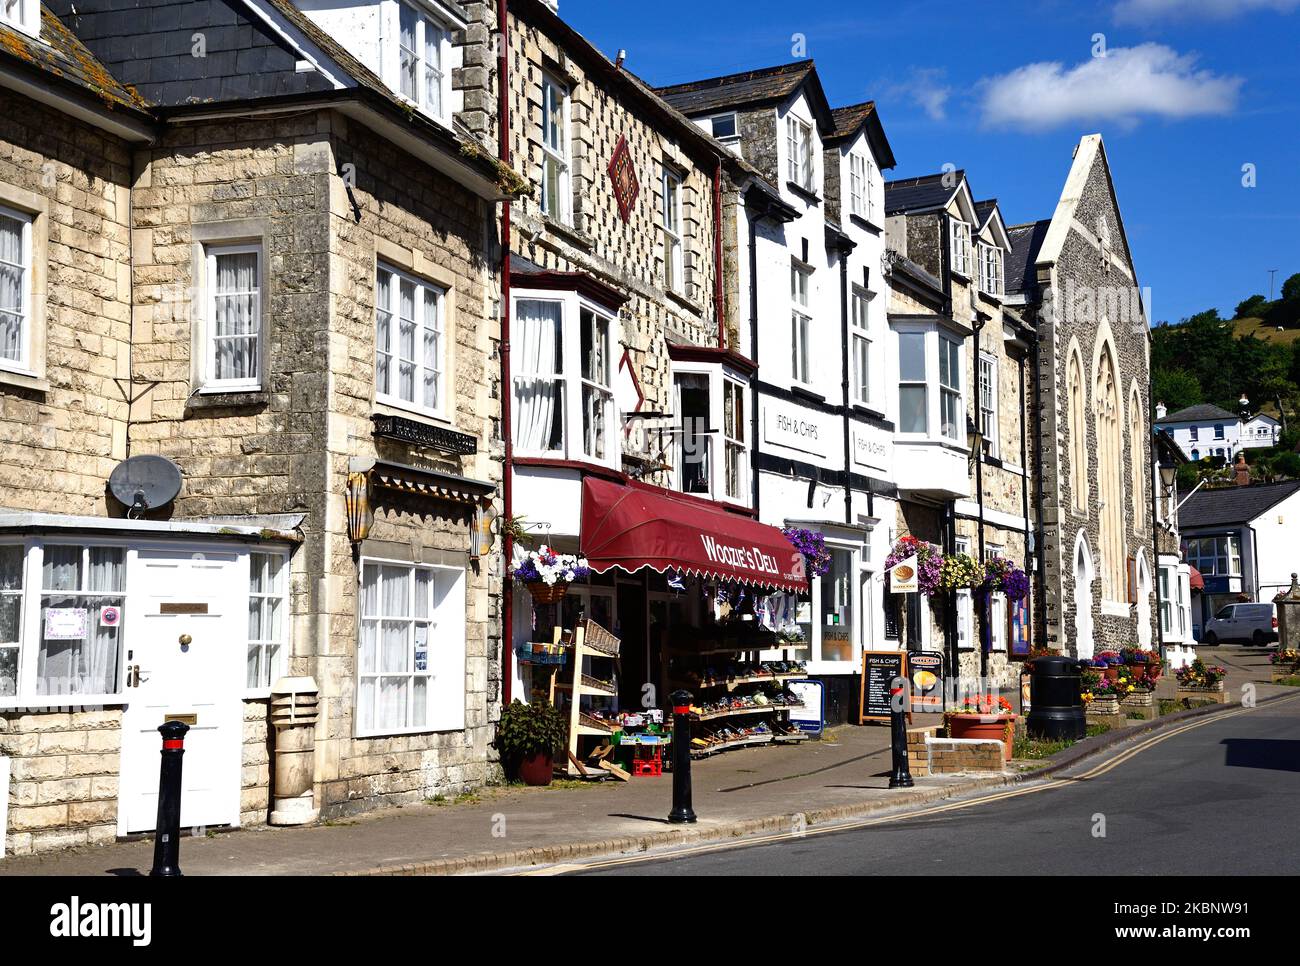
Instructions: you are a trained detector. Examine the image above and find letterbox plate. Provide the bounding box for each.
[164,713,198,726]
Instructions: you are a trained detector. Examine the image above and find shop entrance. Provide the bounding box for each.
[118,548,245,834]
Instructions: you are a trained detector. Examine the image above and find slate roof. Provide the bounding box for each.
[0,6,149,113]
[825,100,896,169]
[1161,403,1238,423]
[1177,480,1300,529]
[1006,220,1050,295]
[656,60,815,116]
[884,171,962,215]
[974,199,998,228]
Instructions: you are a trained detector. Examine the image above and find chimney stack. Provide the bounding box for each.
[1235,453,1251,487]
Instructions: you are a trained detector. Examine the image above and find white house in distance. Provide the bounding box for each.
[1154,402,1280,462]
[1177,478,1300,637]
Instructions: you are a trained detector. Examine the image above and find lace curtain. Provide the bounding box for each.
[37,546,124,695]
[512,299,563,452]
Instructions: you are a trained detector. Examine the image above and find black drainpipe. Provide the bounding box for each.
[973,316,987,679]
[1150,430,1165,658]
[840,252,853,525]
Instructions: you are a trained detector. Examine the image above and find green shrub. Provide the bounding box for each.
[496,699,567,760]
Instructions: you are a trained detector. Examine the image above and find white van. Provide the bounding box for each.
[1201,602,1278,646]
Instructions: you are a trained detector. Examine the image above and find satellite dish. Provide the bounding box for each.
[109,455,183,515]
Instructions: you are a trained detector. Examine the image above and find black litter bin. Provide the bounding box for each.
[1026,654,1086,740]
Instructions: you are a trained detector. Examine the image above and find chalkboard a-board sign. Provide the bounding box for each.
[858,650,909,724]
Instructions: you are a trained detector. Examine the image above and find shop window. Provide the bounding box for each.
[0,544,21,697]
[0,204,32,374]
[247,552,288,691]
[39,545,125,696]
[512,293,618,468]
[820,548,853,662]
[540,72,571,224]
[202,243,263,392]
[396,1,450,121]
[357,560,465,736]
[376,263,445,417]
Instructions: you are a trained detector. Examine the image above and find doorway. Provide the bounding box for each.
[118,548,246,834]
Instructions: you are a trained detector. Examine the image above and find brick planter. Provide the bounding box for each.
[1120,690,1157,720]
[1270,667,1300,684]
[1177,683,1227,704]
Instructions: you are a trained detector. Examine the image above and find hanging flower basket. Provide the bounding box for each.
[981,557,1030,601]
[885,535,944,597]
[512,546,590,605]
[782,526,832,578]
[939,553,985,593]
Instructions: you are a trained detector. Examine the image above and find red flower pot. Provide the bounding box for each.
[517,752,554,786]
[1129,664,1147,682]
[1104,666,1120,682]
[946,713,1016,761]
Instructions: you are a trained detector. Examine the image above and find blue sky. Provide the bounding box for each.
[562,0,1300,325]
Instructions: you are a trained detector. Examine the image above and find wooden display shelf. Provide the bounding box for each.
[692,702,804,721]
[693,672,808,690]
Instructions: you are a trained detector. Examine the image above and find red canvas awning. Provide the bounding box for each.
[1189,566,1205,591]
[580,477,807,591]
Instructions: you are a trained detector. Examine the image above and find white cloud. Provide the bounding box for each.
[978,44,1242,130]
[1115,0,1300,23]
[880,68,951,121]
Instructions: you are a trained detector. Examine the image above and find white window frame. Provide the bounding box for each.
[950,219,972,277]
[1184,535,1241,577]
[375,261,447,419]
[661,168,684,295]
[978,351,998,457]
[393,0,451,122]
[540,72,571,225]
[791,263,812,386]
[0,539,130,707]
[851,289,872,407]
[510,289,619,469]
[0,543,24,700]
[579,305,614,463]
[670,362,751,508]
[895,322,967,446]
[989,591,1007,652]
[704,112,740,151]
[0,0,37,38]
[202,241,264,393]
[356,557,466,738]
[1214,424,1225,440]
[978,241,1003,296]
[849,152,872,220]
[0,203,33,376]
[246,550,288,695]
[785,115,814,191]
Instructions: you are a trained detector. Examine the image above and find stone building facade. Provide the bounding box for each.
[2,0,515,854]
[1006,134,1157,658]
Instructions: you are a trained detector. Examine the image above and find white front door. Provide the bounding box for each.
[119,548,245,834]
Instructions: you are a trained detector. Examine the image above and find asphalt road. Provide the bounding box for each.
[576,694,1300,875]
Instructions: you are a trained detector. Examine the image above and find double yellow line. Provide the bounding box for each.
[518,696,1293,875]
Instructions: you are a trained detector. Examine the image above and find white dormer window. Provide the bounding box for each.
[1,0,38,39]
[978,242,1003,296]
[950,219,972,277]
[702,113,741,153]
[395,1,450,121]
[849,152,873,221]
[786,116,814,191]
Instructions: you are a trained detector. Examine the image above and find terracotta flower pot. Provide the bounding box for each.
[516,751,554,786]
[1103,666,1120,682]
[946,713,1016,761]
[1129,664,1147,682]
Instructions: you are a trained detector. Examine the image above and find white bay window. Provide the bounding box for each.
[672,365,750,506]
[512,291,618,467]
[895,324,967,445]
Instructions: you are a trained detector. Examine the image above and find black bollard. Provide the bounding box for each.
[888,677,914,788]
[150,719,189,877]
[667,689,697,824]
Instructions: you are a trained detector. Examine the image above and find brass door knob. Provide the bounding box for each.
[179,633,193,646]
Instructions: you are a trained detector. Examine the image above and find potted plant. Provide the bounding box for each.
[981,557,1031,601]
[1096,650,1123,681]
[1085,675,1122,715]
[496,699,567,786]
[1176,659,1228,700]
[1270,649,1300,682]
[511,545,590,604]
[944,694,1016,760]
